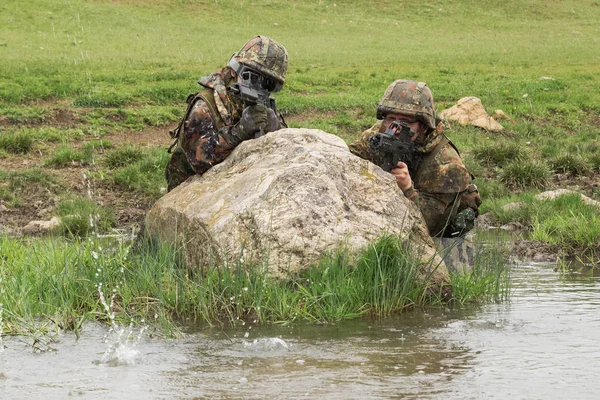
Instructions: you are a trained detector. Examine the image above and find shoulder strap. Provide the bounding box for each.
[420,134,450,166]
[167,89,223,153]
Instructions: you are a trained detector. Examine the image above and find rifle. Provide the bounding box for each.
[368,121,421,174]
[228,69,277,113]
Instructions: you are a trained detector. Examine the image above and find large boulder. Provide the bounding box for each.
[145,128,448,286]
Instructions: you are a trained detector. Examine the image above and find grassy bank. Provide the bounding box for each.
[486,193,600,257]
[1,0,598,124]
[0,234,509,339]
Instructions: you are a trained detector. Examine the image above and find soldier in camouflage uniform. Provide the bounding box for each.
[349,80,481,237]
[165,36,288,191]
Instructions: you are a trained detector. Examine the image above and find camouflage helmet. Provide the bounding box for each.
[376,80,436,129]
[228,36,288,92]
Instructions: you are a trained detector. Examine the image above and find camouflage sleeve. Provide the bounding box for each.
[407,142,472,236]
[180,99,247,174]
[404,189,461,237]
[348,123,381,162]
[348,130,373,161]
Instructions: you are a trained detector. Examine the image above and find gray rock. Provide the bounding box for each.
[433,236,476,274]
[501,201,526,212]
[22,216,61,234]
[535,189,600,209]
[145,128,448,286]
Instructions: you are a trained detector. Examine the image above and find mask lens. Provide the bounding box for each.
[263,77,277,92]
[240,67,280,92]
[241,69,260,84]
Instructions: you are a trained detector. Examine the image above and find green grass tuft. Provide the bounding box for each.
[450,241,511,305]
[499,160,551,190]
[57,196,116,236]
[490,193,600,253]
[112,148,170,197]
[472,142,527,167]
[105,146,145,169]
[588,153,600,172]
[44,144,94,167]
[549,153,591,176]
[0,133,34,154]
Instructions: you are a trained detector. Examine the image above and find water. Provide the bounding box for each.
[1,263,599,399]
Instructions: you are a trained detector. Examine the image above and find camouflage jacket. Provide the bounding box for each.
[176,65,246,175]
[349,121,476,237]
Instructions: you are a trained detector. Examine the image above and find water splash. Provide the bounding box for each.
[95,256,147,367]
[99,322,146,366]
[242,337,289,351]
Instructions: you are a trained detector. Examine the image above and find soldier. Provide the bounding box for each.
[349,80,481,237]
[165,36,288,192]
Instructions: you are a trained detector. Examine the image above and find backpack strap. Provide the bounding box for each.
[167,90,223,153]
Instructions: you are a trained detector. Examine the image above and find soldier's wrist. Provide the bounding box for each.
[402,181,415,197]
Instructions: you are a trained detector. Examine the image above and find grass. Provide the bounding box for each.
[0,105,47,124]
[589,153,600,172]
[105,146,145,169]
[111,148,170,197]
[488,193,600,254]
[472,141,528,168]
[450,242,511,305]
[44,143,94,167]
[548,153,591,176]
[57,196,116,236]
[0,0,598,114]
[0,234,509,338]
[0,168,62,207]
[0,132,33,154]
[499,160,551,190]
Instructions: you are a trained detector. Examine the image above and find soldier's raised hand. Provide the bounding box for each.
[240,104,281,138]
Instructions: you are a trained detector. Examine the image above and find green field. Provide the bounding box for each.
[2,0,599,112]
[5,0,599,248]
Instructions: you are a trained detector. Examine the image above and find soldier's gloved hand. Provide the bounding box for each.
[240,104,281,138]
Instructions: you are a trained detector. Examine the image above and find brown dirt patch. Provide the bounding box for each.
[511,240,563,263]
[0,124,170,234]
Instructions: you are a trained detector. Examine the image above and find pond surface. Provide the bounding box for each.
[1,263,599,399]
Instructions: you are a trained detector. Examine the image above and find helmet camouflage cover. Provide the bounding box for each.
[376,80,436,129]
[229,36,288,91]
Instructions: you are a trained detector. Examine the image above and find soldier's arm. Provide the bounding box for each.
[403,188,460,237]
[349,122,384,163]
[180,99,247,174]
[405,154,472,237]
[348,131,373,161]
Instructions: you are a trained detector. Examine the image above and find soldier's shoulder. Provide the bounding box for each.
[434,139,463,165]
[188,97,213,120]
[418,141,471,193]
